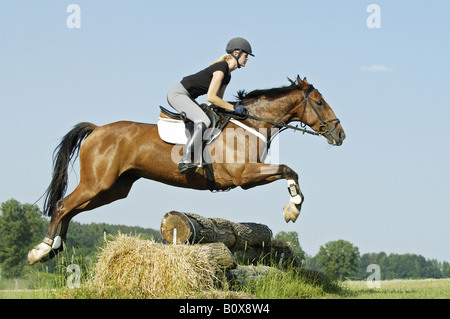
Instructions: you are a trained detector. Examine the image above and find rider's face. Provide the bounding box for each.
[233,50,249,67]
[239,52,249,67]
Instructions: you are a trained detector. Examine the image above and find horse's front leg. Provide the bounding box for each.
[238,163,304,223]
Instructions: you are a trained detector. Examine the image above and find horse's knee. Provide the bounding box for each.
[282,165,298,181]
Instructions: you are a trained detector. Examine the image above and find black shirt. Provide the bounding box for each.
[180,61,231,99]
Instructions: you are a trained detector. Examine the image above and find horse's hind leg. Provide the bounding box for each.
[28,173,138,265]
[28,180,103,265]
[57,173,140,240]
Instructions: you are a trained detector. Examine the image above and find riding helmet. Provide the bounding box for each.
[226,37,255,56]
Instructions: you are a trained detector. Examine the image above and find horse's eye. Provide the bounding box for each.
[316,100,323,106]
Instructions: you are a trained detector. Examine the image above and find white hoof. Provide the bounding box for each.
[28,242,52,265]
[283,203,300,223]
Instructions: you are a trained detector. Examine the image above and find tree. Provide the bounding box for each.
[0,199,47,278]
[315,239,360,280]
[274,231,306,261]
[442,261,450,278]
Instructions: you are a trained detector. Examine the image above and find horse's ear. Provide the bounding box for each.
[296,75,305,88]
[303,77,309,85]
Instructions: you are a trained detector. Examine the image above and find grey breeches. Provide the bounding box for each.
[167,83,211,127]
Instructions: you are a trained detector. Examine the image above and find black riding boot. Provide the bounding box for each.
[178,122,206,174]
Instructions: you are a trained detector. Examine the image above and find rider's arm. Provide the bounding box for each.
[206,71,234,111]
[217,84,227,100]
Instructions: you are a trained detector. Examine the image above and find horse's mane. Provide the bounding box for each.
[234,77,312,104]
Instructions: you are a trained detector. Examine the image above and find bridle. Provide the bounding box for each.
[299,86,340,136]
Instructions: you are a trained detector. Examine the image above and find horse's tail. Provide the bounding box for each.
[43,122,97,216]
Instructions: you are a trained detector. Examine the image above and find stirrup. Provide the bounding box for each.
[178,162,197,174]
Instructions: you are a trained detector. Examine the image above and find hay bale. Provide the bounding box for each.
[91,233,234,298]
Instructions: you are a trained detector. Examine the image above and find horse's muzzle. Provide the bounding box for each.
[326,129,346,146]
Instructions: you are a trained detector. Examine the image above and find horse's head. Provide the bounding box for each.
[237,75,345,146]
[292,75,345,146]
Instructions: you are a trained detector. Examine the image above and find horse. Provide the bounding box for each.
[27,75,345,265]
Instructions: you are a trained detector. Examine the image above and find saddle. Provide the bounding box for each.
[158,104,233,145]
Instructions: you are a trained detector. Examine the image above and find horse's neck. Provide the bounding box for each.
[243,94,301,129]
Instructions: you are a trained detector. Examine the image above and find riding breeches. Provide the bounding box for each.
[167,83,211,127]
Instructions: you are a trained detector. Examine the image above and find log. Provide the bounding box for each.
[160,211,272,249]
[226,265,282,285]
[198,242,237,271]
[234,241,302,268]
[160,211,302,268]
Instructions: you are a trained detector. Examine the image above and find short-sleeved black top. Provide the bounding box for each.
[180,61,231,99]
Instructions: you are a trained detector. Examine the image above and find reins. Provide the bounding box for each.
[246,113,320,136]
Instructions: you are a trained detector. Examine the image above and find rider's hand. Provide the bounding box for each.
[233,104,248,116]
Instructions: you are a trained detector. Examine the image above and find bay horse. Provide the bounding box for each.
[28,75,345,265]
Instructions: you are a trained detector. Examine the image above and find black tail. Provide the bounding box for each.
[43,122,97,216]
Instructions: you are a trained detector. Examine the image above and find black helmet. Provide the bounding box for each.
[226,37,254,57]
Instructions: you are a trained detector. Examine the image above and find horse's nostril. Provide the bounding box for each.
[339,131,346,140]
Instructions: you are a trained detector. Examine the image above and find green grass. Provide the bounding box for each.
[341,278,450,299]
[229,268,342,299]
[3,276,450,299]
[2,271,450,299]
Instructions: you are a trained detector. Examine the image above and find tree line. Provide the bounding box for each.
[1,199,449,281]
[275,232,450,280]
[0,199,161,278]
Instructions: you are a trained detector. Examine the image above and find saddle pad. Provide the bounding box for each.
[157,116,268,146]
[157,117,188,144]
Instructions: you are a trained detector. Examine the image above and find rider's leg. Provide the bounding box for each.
[167,83,211,173]
[178,121,207,173]
[167,83,211,126]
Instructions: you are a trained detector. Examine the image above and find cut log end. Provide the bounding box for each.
[160,211,192,244]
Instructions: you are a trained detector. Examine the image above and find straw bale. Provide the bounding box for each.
[91,233,230,298]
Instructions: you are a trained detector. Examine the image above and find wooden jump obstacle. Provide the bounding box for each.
[160,211,301,268]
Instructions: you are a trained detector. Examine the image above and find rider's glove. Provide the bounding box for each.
[233,104,248,116]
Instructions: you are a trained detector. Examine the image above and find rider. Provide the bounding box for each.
[167,37,254,173]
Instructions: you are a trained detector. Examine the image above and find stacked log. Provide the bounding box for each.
[160,211,301,268]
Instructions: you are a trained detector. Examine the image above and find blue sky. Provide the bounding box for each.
[1,1,449,263]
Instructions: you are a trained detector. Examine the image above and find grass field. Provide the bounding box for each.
[341,278,450,299]
[1,276,449,299]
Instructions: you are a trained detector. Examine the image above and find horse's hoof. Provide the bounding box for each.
[27,242,52,265]
[283,203,300,223]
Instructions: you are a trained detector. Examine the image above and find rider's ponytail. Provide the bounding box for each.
[210,54,233,65]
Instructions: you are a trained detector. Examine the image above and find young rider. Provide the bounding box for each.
[167,37,254,173]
